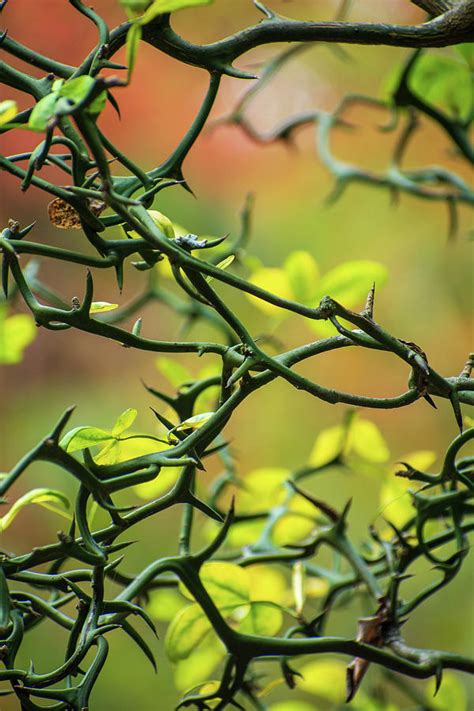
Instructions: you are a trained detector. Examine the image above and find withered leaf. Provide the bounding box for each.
[47,198,105,229]
[346,599,390,702]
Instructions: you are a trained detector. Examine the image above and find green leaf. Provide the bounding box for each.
[0,488,70,532]
[409,53,472,121]
[456,43,474,71]
[0,307,36,364]
[112,408,138,436]
[180,562,250,606]
[141,0,213,24]
[165,603,213,662]
[0,100,18,126]
[28,92,60,132]
[60,426,114,453]
[205,255,235,283]
[297,660,346,701]
[89,301,119,314]
[28,78,106,132]
[426,672,467,711]
[59,76,107,115]
[156,356,193,389]
[309,424,345,468]
[125,22,142,79]
[284,251,319,305]
[119,0,152,18]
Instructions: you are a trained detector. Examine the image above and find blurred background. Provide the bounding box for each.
[0,1,472,709]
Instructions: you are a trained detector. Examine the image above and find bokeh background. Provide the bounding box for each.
[0,1,472,709]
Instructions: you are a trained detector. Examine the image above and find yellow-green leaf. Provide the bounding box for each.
[272,513,315,546]
[60,426,114,453]
[380,450,436,528]
[269,703,316,711]
[315,260,388,306]
[247,268,292,315]
[174,637,224,693]
[128,209,175,239]
[59,76,107,115]
[237,468,289,514]
[426,672,467,711]
[0,100,18,126]
[297,660,346,701]
[347,417,390,464]
[125,22,142,79]
[292,561,306,615]
[96,435,168,465]
[147,588,187,621]
[233,601,283,636]
[247,565,288,605]
[285,251,319,305]
[210,518,266,547]
[28,92,60,132]
[119,0,151,17]
[0,488,70,531]
[165,603,213,662]
[134,467,178,499]
[409,53,472,121]
[379,477,413,529]
[180,562,250,607]
[309,424,346,468]
[205,255,235,283]
[395,450,437,474]
[169,412,214,442]
[0,308,36,364]
[305,577,329,598]
[141,0,213,24]
[156,356,193,389]
[112,408,138,436]
[89,302,119,314]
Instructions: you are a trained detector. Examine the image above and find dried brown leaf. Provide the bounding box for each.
[47,198,105,229]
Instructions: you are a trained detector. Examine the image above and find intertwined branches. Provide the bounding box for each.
[0,1,473,709]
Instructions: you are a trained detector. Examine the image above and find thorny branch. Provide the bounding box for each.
[0,0,472,709]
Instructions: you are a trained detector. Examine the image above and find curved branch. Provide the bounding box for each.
[125,2,474,77]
